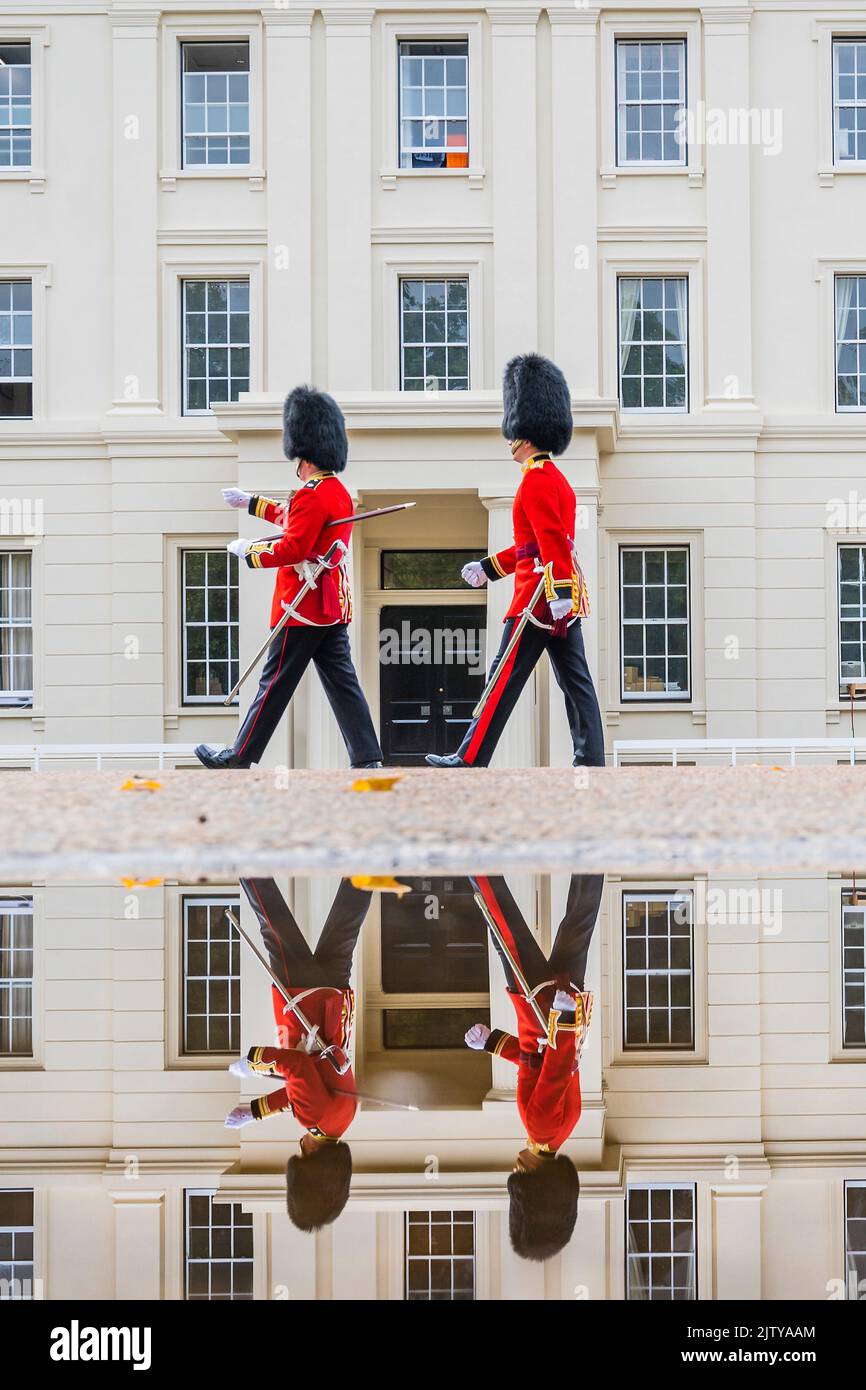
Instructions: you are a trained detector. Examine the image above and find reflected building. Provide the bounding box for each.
[2,872,866,1301]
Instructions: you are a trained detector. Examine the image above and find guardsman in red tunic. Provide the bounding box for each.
[195,385,382,770]
[425,353,604,769]
[224,876,373,1232]
[465,872,604,1261]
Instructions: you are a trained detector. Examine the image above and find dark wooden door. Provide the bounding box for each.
[379,604,486,765]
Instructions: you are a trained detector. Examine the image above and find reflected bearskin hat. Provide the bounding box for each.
[283,385,348,474]
[501,353,573,457]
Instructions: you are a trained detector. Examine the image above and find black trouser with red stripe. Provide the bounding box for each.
[241,877,373,991]
[456,617,605,767]
[474,874,604,993]
[233,624,382,768]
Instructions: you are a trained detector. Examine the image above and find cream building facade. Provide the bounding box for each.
[1,0,866,1300]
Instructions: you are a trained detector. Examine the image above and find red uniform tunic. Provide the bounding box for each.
[246,983,357,1139]
[480,454,589,621]
[485,990,583,1152]
[245,473,353,629]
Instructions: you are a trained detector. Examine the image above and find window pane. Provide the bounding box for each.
[399,41,469,169]
[182,898,241,1054]
[623,894,694,1051]
[400,278,470,390]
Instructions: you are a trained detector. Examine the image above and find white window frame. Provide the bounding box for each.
[0,895,33,1064]
[622,890,695,1053]
[617,274,689,414]
[378,18,484,189]
[607,878,708,1066]
[618,542,691,702]
[831,36,866,167]
[602,528,705,719]
[159,19,264,189]
[397,38,469,173]
[379,253,485,392]
[399,274,471,393]
[0,24,47,192]
[181,276,251,418]
[837,541,866,687]
[164,534,242,723]
[0,889,43,1073]
[0,280,33,422]
[164,886,240,1070]
[824,529,866,718]
[0,535,43,724]
[829,879,866,1062]
[0,547,34,706]
[844,1179,866,1300]
[0,263,50,422]
[404,1209,476,1300]
[183,1188,254,1301]
[179,544,240,707]
[814,17,866,184]
[0,1187,35,1299]
[0,39,32,176]
[180,38,251,172]
[615,37,687,170]
[600,13,702,188]
[833,273,866,413]
[625,1181,697,1301]
[602,252,703,416]
[158,252,263,420]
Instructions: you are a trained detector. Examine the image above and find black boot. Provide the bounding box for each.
[353,760,383,769]
[424,753,469,768]
[195,744,247,770]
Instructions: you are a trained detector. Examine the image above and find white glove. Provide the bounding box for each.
[553,989,576,1012]
[224,1103,254,1129]
[549,597,573,621]
[222,487,251,510]
[464,1023,491,1051]
[293,559,318,585]
[461,561,487,589]
[227,538,249,559]
[228,1058,252,1078]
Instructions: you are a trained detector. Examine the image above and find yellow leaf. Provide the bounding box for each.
[351,875,410,896]
[119,777,162,792]
[120,877,164,890]
[349,775,401,793]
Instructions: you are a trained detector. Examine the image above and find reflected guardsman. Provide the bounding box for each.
[466,873,604,1261]
[224,877,372,1232]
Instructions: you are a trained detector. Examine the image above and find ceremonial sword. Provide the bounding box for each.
[225,909,418,1111]
[223,500,416,705]
[470,573,549,721]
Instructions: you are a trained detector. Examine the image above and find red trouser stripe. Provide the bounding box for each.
[474,876,524,971]
[464,625,524,765]
[236,625,290,759]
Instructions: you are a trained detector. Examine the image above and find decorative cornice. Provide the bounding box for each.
[371,224,493,244]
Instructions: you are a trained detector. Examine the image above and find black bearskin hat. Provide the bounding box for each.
[501,353,573,457]
[507,1155,580,1261]
[283,385,348,474]
[286,1142,353,1232]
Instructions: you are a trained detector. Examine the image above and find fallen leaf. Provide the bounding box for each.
[120,777,162,792]
[349,775,401,793]
[351,875,410,896]
[120,877,164,890]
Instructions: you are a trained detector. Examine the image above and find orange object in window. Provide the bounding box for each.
[445,132,468,168]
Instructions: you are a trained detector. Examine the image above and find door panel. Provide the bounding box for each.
[379,603,486,765]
